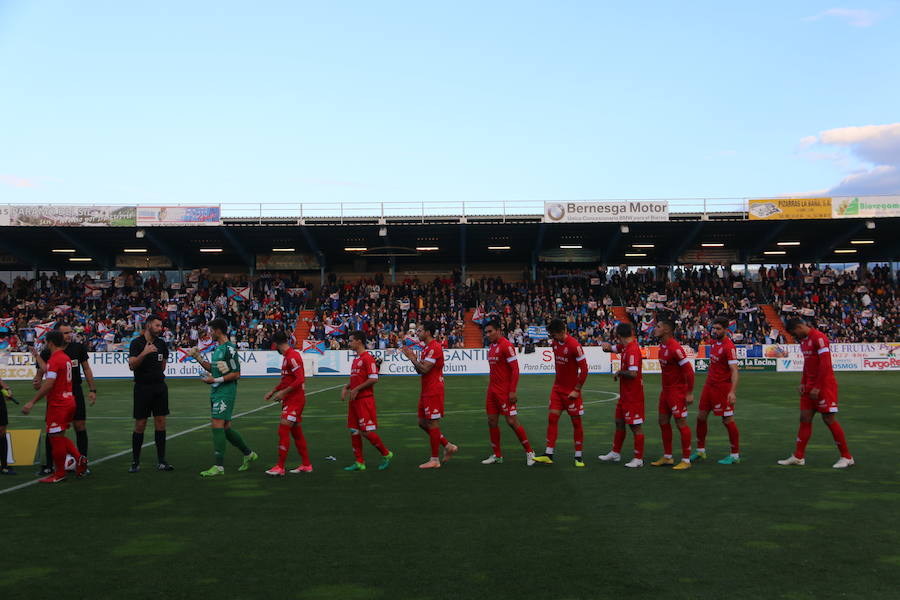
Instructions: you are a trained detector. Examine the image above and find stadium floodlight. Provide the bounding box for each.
[701,243,724,247]
[632,243,654,248]
[344,247,367,251]
[271,248,295,252]
[135,229,145,239]
[865,220,876,229]
[764,251,787,255]
[850,240,874,245]
[620,225,629,233]
[200,248,223,253]
[834,249,857,254]
[416,246,439,251]
[560,245,582,249]
[52,248,76,253]
[68,257,92,262]
[488,246,511,250]
[625,252,647,257]
[123,248,147,253]
[776,241,800,246]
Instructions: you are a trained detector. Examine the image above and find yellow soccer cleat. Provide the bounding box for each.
[574,458,586,468]
[533,455,554,465]
[650,457,675,467]
[672,460,692,470]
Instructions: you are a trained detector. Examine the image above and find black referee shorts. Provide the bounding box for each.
[133,382,170,420]
[0,396,8,427]
[73,385,87,422]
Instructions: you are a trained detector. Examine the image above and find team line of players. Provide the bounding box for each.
[9,314,855,483]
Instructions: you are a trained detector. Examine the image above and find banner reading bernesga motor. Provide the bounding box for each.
[543,201,669,223]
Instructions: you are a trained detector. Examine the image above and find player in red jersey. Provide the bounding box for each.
[650,319,695,470]
[21,330,88,483]
[778,319,854,468]
[480,320,536,466]
[691,317,741,465]
[533,319,589,468]
[342,330,393,472]
[598,322,646,468]
[264,331,312,476]
[401,320,458,469]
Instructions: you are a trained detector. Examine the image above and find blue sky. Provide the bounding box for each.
[1,1,899,209]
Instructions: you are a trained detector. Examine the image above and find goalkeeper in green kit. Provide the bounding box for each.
[192,318,258,477]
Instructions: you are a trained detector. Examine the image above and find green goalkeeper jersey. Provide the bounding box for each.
[210,341,240,402]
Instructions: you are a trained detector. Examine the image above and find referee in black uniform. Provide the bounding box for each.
[0,373,14,475]
[128,316,174,472]
[33,323,97,474]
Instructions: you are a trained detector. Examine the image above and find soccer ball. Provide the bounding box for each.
[64,455,77,472]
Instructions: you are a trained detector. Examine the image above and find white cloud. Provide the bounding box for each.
[805,7,880,27]
[801,123,900,195]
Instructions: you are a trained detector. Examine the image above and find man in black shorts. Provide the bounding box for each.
[128,316,173,472]
[0,373,14,475]
[33,323,97,474]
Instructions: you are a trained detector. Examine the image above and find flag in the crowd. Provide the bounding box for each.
[197,338,217,352]
[640,319,655,333]
[302,339,327,354]
[96,322,109,334]
[325,323,347,336]
[403,335,425,349]
[177,348,196,363]
[0,339,8,350]
[727,319,738,333]
[35,321,56,340]
[0,317,13,332]
[226,286,251,301]
[84,284,104,298]
[54,304,72,314]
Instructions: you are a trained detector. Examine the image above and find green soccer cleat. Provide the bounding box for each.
[690,450,707,462]
[344,462,367,471]
[378,451,394,471]
[200,465,225,477]
[238,451,259,472]
[718,455,741,465]
[574,458,586,468]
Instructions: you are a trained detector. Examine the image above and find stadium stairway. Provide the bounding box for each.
[611,306,631,323]
[463,309,483,348]
[293,310,316,346]
[761,304,795,343]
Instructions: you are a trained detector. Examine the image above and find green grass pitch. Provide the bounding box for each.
[1,372,899,599]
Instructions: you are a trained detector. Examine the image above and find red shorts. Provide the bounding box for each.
[549,386,584,416]
[615,397,645,425]
[700,381,734,417]
[348,395,378,431]
[418,391,444,420]
[486,388,518,416]
[281,398,306,424]
[46,403,75,434]
[800,385,839,413]
[658,386,688,418]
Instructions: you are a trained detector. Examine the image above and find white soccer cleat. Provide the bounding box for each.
[624,458,644,468]
[481,455,502,465]
[598,451,621,463]
[777,455,805,466]
[526,451,536,466]
[832,457,855,469]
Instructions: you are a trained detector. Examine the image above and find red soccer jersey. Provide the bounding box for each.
[801,328,836,389]
[552,334,588,393]
[658,337,694,390]
[46,349,74,408]
[420,339,445,396]
[707,338,738,385]
[616,340,644,399]
[350,351,379,401]
[276,348,305,401]
[488,336,519,393]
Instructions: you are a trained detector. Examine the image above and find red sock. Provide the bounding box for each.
[277,423,291,468]
[572,416,584,456]
[351,432,364,463]
[292,424,311,466]
[725,421,740,454]
[514,425,533,453]
[365,431,389,456]
[678,425,692,460]
[634,433,645,459]
[696,419,708,449]
[546,412,561,451]
[428,427,442,458]
[660,423,673,455]
[794,422,812,459]
[826,421,852,459]
[489,426,502,457]
[612,429,626,453]
[50,436,68,478]
[439,434,449,447]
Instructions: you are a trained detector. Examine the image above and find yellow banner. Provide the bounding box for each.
[5,429,42,465]
[748,197,832,220]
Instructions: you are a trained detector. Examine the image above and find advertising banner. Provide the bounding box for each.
[7,205,137,227]
[833,196,900,219]
[255,253,320,270]
[543,201,669,223]
[694,357,777,372]
[115,254,173,268]
[748,198,832,220]
[136,206,222,226]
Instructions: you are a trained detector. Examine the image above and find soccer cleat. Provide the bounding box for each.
[0,467,17,475]
[672,460,692,470]
[690,450,707,462]
[533,454,554,465]
[378,451,393,471]
[238,451,259,472]
[718,455,740,465]
[650,457,675,467]
[624,458,644,468]
[419,459,441,469]
[574,458,586,468]
[832,457,855,469]
[598,451,621,463]
[442,443,459,463]
[344,462,367,471]
[481,455,503,465]
[200,465,225,477]
[128,462,140,473]
[777,455,805,466]
[526,451,536,466]
[39,474,66,484]
[157,463,175,471]
[265,465,286,476]
[289,465,313,474]
[76,456,89,477]
[38,466,54,476]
